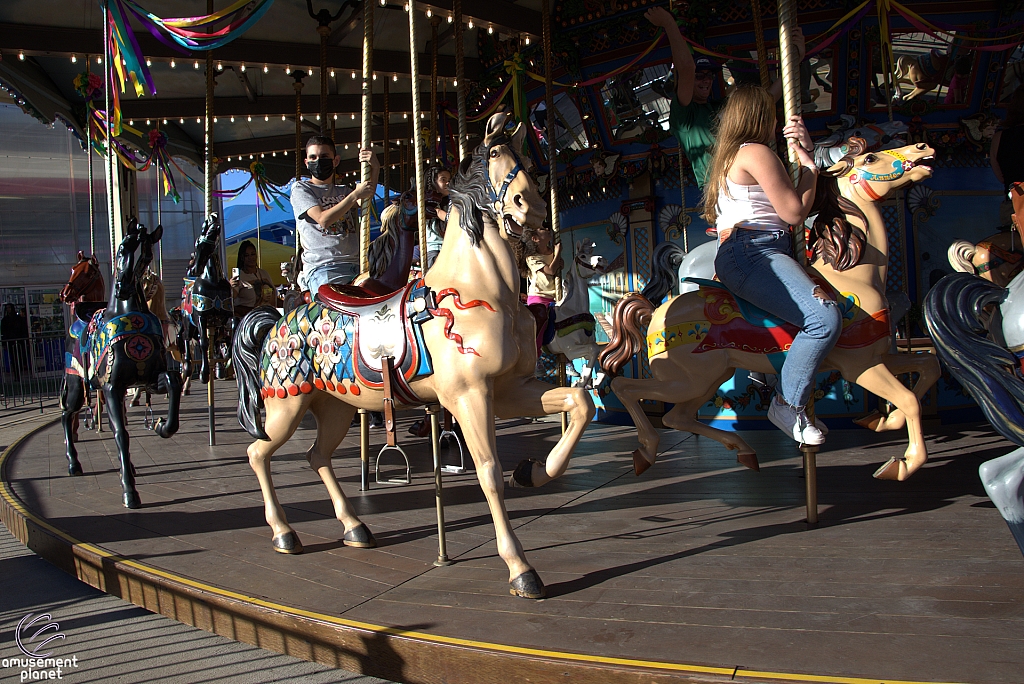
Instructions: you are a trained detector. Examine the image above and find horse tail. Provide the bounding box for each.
[368,203,401,278]
[233,305,280,441]
[924,272,1024,446]
[947,240,977,274]
[598,293,654,377]
[642,241,684,303]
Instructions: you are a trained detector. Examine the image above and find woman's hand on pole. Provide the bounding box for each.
[782,115,813,153]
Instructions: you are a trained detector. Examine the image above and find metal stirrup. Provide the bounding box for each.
[375,356,412,485]
[439,408,469,475]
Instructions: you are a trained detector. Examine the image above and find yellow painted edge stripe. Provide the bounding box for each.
[0,421,964,684]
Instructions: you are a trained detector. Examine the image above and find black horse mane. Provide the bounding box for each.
[447,145,492,246]
[808,143,869,272]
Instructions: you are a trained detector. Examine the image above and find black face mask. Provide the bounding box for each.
[307,157,335,181]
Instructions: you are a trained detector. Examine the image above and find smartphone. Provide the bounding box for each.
[231,268,240,278]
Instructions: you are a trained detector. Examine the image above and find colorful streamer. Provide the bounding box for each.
[214,162,291,211]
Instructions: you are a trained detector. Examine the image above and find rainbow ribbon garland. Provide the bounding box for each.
[214,163,291,211]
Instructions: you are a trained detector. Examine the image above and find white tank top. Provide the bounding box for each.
[715,176,790,240]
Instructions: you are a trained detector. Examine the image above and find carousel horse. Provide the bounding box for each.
[600,139,941,480]
[893,49,953,101]
[948,232,1024,288]
[179,214,233,384]
[542,238,608,388]
[813,114,907,168]
[58,251,107,435]
[60,219,182,508]
[925,272,1024,556]
[350,192,418,295]
[233,112,594,598]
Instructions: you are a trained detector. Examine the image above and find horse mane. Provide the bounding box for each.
[368,203,400,278]
[447,145,492,246]
[808,139,868,272]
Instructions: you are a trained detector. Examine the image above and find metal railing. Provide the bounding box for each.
[0,332,66,411]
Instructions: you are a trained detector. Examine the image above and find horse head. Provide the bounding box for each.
[833,139,934,202]
[477,111,546,239]
[573,239,606,278]
[113,220,162,302]
[59,250,104,303]
[188,214,221,278]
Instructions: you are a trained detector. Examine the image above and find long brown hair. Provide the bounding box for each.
[701,86,777,226]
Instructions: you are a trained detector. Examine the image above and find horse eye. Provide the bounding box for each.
[490,149,499,158]
[864,154,877,163]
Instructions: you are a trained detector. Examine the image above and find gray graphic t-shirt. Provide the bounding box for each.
[290,180,359,271]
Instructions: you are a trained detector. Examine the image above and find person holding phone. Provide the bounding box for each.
[230,240,277,318]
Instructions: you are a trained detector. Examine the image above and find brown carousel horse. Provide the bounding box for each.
[948,184,1024,287]
[233,112,594,598]
[58,252,108,436]
[600,139,941,481]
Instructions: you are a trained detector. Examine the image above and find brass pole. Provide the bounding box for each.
[751,0,771,89]
[542,0,562,302]
[293,72,305,260]
[383,80,390,202]
[102,2,116,271]
[205,0,214,220]
[428,405,452,565]
[156,122,163,278]
[453,0,468,160]
[778,0,817,525]
[359,408,370,490]
[319,25,330,133]
[678,146,688,253]
[361,0,374,274]
[409,2,428,257]
[86,55,96,257]
[207,327,216,446]
[430,16,440,164]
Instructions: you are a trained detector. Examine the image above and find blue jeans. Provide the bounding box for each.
[302,262,359,294]
[714,229,842,407]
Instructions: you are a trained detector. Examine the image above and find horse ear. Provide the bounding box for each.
[845,137,868,157]
[149,224,164,244]
[89,254,98,265]
[484,112,510,148]
[77,250,85,261]
[126,217,139,235]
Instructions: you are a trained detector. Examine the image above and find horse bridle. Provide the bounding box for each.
[847,149,914,200]
[66,260,101,299]
[482,134,526,222]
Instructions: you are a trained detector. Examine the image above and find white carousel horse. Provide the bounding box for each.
[543,239,608,388]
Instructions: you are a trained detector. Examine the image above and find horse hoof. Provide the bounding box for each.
[873,457,905,481]
[854,411,883,431]
[737,452,760,471]
[272,531,303,554]
[632,450,653,477]
[509,459,541,488]
[509,569,546,599]
[343,523,377,548]
[68,461,83,476]
[123,490,142,509]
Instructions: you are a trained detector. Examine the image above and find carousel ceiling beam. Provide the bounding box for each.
[214,122,414,157]
[120,93,432,119]
[425,23,456,56]
[418,0,539,36]
[0,23,477,77]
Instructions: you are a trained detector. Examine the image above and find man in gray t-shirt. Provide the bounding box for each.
[291,135,380,293]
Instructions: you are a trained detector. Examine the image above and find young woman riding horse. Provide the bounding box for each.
[233,113,595,599]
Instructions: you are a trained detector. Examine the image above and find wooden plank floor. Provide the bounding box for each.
[3,385,1022,683]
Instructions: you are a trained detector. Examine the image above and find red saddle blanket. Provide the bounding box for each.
[693,282,891,355]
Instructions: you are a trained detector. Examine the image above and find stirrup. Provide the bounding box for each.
[375,444,412,485]
[439,411,469,474]
[144,405,155,431]
[82,406,95,431]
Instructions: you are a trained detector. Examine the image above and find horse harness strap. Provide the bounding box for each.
[483,134,525,207]
[382,356,398,448]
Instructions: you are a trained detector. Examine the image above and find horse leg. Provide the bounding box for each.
[445,389,540,596]
[848,363,927,481]
[195,316,211,384]
[60,375,85,476]
[103,385,140,508]
[855,353,941,432]
[154,369,182,438]
[306,396,371,545]
[493,379,595,487]
[248,394,312,553]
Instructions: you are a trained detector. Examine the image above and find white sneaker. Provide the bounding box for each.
[767,398,826,445]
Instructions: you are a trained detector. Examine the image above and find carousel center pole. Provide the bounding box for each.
[358,0,375,491]
[453,0,468,160]
[205,0,217,447]
[778,0,816,525]
[293,71,305,262]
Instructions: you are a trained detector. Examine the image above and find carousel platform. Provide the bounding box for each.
[1,385,1021,684]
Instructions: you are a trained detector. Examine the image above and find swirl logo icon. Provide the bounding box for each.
[15,613,65,657]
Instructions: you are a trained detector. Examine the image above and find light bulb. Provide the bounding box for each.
[330,69,335,77]
[351,71,356,79]
[351,113,355,120]
[272,151,276,157]
[129,119,134,126]
[170,59,175,68]
[453,79,458,87]
[393,73,398,81]
[334,113,338,120]
[250,154,254,159]
[316,114,321,120]
[163,119,167,124]
[468,19,473,28]
[345,143,349,149]
[282,115,286,120]
[447,14,453,23]
[426,8,432,17]
[231,116,235,122]
[403,3,409,10]
[217,62,223,71]
[18,52,24,60]
[194,61,199,69]
[71,54,77,63]
[146,119,151,125]
[379,0,386,5]
[265,115,269,121]
[97,56,102,64]
[261,153,265,158]
[213,117,217,123]
[285,65,291,74]
[247,115,252,122]
[372,73,377,80]
[263,64,268,73]
[196,117,201,123]
[284,150,288,155]
[403,112,408,119]
[146,58,152,66]
[240,63,246,72]
[488,26,493,34]
[524,35,530,45]
[179,118,184,123]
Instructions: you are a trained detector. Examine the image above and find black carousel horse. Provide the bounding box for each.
[60,218,182,509]
[179,214,234,384]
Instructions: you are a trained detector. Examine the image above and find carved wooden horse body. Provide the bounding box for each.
[601,140,941,481]
[60,220,182,508]
[233,113,595,598]
[179,214,233,383]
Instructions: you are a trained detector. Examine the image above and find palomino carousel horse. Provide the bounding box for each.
[541,238,608,389]
[925,272,1024,556]
[129,267,178,407]
[233,112,594,598]
[948,232,1024,288]
[179,214,233,384]
[60,219,182,508]
[600,139,941,480]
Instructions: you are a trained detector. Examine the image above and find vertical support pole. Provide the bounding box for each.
[102,3,116,273]
[359,408,370,490]
[778,0,816,525]
[557,356,568,434]
[156,120,164,279]
[383,79,390,203]
[409,0,428,257]
[678,146,688,253]
[256,197,261,268]
[428,404,451,566]
[360,0,374,274]
[453,0,468,161]
[430,16,441,164]
[294,72,305,260]
[86,55,96,258]
[319,25,330,133]
[207,328,216,446]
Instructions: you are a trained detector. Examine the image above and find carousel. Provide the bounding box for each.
[0,0,1022,682]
